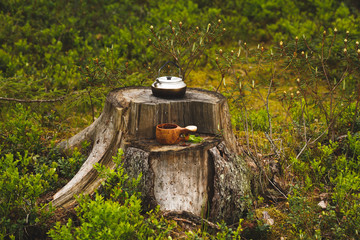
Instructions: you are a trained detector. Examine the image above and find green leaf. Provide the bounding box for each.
[187,135,203,143]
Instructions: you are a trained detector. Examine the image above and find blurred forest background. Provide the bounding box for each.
[1,0,360,239]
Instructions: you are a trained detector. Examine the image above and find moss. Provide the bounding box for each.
[254,206,291,240]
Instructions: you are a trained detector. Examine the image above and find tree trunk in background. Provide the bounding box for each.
[53,87,252,223]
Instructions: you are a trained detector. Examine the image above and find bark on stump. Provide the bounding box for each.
[53,87,251,223]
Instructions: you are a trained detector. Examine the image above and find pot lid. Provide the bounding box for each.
[157,76,183,82]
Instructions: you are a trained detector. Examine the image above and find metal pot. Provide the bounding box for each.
[151,61,186,98]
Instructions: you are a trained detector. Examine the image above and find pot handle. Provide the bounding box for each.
[158,61,182,78]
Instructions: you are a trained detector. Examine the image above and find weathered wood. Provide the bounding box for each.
[124,136,220,216]
[107,87,238,153]
[53,103,126,207]
[122,138,251,222]
[53,87,251,223]
[209,142,251,223]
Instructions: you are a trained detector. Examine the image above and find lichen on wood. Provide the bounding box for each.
[209,142,252,223]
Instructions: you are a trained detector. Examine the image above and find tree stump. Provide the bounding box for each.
[53,87,252,223]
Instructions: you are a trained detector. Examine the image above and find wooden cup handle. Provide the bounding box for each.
[178,128,189,141]
[179,125,197,141]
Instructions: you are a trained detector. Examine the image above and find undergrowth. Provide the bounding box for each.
[1,1,360,239]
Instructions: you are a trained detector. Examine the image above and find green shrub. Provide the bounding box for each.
[0,104,44,156]
[326,133,360,238]
[286,186,322,239]
[286,135,360,239]
[0,152,57,239]
[49,194,159,240]
[56,147,87,180]
[48,149,174,239]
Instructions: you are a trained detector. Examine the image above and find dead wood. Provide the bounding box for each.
[52,87,252,224]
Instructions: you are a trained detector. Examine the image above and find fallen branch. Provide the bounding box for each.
[0,96,66,103]
[265,132,282,159]
[163,210,220,230]
[172,217,197,227]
